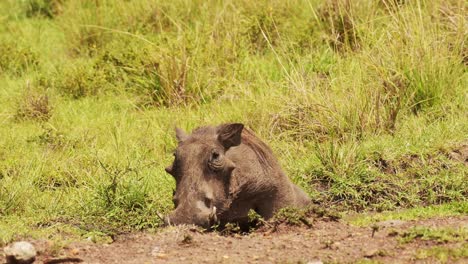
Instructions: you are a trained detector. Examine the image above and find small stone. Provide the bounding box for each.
[156,253,168,259]
[223,255,229,259]
[70,248,80,256]
[151,246,161,256]
[180,234,193,244]
[252,255,260,260]
[4,241,37,264]
[364,249,378,258]
[387,229,399,237]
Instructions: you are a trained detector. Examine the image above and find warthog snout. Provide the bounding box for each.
[165,201,218,228]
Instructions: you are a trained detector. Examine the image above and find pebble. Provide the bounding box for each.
[4,241,37,264]
[151,246,161,256]
[364,249,378,258]
[70,248,80,256]
[156,253,168,259]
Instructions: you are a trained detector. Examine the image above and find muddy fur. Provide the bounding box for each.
[165,123,310,227]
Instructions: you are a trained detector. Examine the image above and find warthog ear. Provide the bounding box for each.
[175,127,188,142]
[165,164,174,175]
[217,123,244,149]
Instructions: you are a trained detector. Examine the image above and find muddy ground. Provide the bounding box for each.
[2,216,467,264]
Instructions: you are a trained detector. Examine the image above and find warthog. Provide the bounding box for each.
[165,123,310,228]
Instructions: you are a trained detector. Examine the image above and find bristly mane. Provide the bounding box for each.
[241,128,277,171]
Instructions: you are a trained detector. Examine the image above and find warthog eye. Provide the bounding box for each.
[211,150,220,161]
[204,197,212,208]
[208,149,224,171]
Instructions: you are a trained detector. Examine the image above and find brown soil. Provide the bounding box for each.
[2,216,467,264]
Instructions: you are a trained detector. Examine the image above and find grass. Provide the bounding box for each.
[0,0,467,244]
[348,202,467,226]
[397,225,467,244]
[414,244,468,263]
[397,226,467,244]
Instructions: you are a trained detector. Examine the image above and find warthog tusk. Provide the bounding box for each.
[209,206,218,223]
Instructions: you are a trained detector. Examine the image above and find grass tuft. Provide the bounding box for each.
[15,87,52,121]
[0,39,39,76]
[414,244,468,263]
[398,226,467,244]
[315,0,361,52]
[23,0,65,18]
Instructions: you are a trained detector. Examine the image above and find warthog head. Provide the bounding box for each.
[164,123,244,228]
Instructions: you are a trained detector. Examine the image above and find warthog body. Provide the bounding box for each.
[165,123,310,228]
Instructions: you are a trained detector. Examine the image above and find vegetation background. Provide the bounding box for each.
[0,0,466,245]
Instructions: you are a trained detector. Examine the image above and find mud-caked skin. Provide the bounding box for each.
[164,123,310,228]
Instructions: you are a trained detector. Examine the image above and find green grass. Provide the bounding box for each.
[398,226,467,244]
[0,0,467,244]
[348,202,468,226]
[414,244,468,263]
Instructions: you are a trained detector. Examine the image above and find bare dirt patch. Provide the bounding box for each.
[2,216,466,263]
